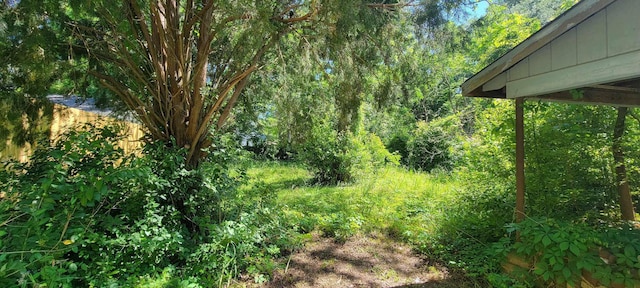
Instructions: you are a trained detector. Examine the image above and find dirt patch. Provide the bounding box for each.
[258,233,475,288]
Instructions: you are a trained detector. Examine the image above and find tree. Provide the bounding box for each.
[612,107,636,221]
[66,1,319,167]
[496,0,578,24]
[61,0,469,167]
[0,0,65,158]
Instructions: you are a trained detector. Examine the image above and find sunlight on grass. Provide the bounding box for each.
[244,160,311,191]
[244,161,463,241]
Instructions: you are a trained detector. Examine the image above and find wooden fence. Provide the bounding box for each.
[2,103,144,162]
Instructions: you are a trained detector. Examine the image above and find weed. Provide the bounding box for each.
[0,125,303,287]
[494,217,640,287]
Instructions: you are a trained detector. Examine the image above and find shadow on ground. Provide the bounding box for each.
[264,233,483,288]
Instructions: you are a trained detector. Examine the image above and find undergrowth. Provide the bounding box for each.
[245,161,494,278]
[4,128,632,287]
[250,160,640,287]
[491,217,640,287]
[0,124,303,287]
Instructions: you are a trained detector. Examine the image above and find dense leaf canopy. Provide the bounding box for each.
[0,0,468,165]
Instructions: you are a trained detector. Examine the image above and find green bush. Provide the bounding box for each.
[300,122,398,185]
[0,123,161,286]
[407,116,461,172]
[188,160,304,285]
[299,124,354,184]
[493,217,640,287]
[188,207,302,286]
[0,123,301,286]
[386,132,410,164]
[409,183,513,279]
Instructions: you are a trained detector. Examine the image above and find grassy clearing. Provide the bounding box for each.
[242,160,462,243]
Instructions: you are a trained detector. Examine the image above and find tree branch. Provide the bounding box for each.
[366,1,417,9]
[272,1,319,24]
[186,65,257,163]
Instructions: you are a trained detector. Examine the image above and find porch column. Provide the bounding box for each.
[515,98,526,223]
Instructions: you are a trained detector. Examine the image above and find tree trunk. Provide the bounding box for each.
[76,0,319,168]
[612,106,635,221]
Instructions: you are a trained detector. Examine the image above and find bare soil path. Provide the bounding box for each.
[259,233,477,288]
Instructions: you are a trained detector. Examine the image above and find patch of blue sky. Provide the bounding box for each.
[451,0,490,25]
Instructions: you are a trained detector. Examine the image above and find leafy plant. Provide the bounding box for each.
[187,208,303,286]
[386,132,410,164]
[407,115,461,172]
[496,217,640,287]
[299,123,355,185]
[0,122,137,286]
[0,123,302,286]
[300,120,398,185]
[317,212,364,242]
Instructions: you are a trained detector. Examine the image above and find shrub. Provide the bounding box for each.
[407,116,461,172]
[409,183,514,279]
[493,217,640,287]
[300,122,398,185]
[0,122,162,286]
[349,132,400,179]
[0,123,301,286]
[187,208,301,286]
[299,124,354,184]
[386,132,410,165]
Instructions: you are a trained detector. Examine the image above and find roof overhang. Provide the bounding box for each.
[461,0,640,106]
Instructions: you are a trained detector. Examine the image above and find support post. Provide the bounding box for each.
[613,107,636,221]
[515,98,526,223]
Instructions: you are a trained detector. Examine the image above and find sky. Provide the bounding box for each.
[474,1,490,17]
[451,1,490,25]
[465,1,490,20]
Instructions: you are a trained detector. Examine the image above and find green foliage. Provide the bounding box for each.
[468,5,541,67]
[300,121,398,185]
[0,0,65,98]
[266,161,461,239]
[182,159,308,286]
[386,132,410,164]
[317,212,364,243]
[407,116,461,172]
[457,100,516,189]
[0,124,302,286]
[386,103,516,277]
[132,266,201,288]
[0,123,144,286]
[299,124,354,184]
[495,217,640,287]
[0,1,59,160]
[439,99,638,280]
[458,101,627,221]
[523,103,618,220]
[188,208,301,286]
[497,0,578,24]
[407,181,513,279]
[351,132,400,178]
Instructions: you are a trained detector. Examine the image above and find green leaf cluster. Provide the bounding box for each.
[0,123,302,286]
[498,217,640,287]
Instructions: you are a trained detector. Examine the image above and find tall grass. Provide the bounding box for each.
[243,160,462,241]
[243,160,502,286]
